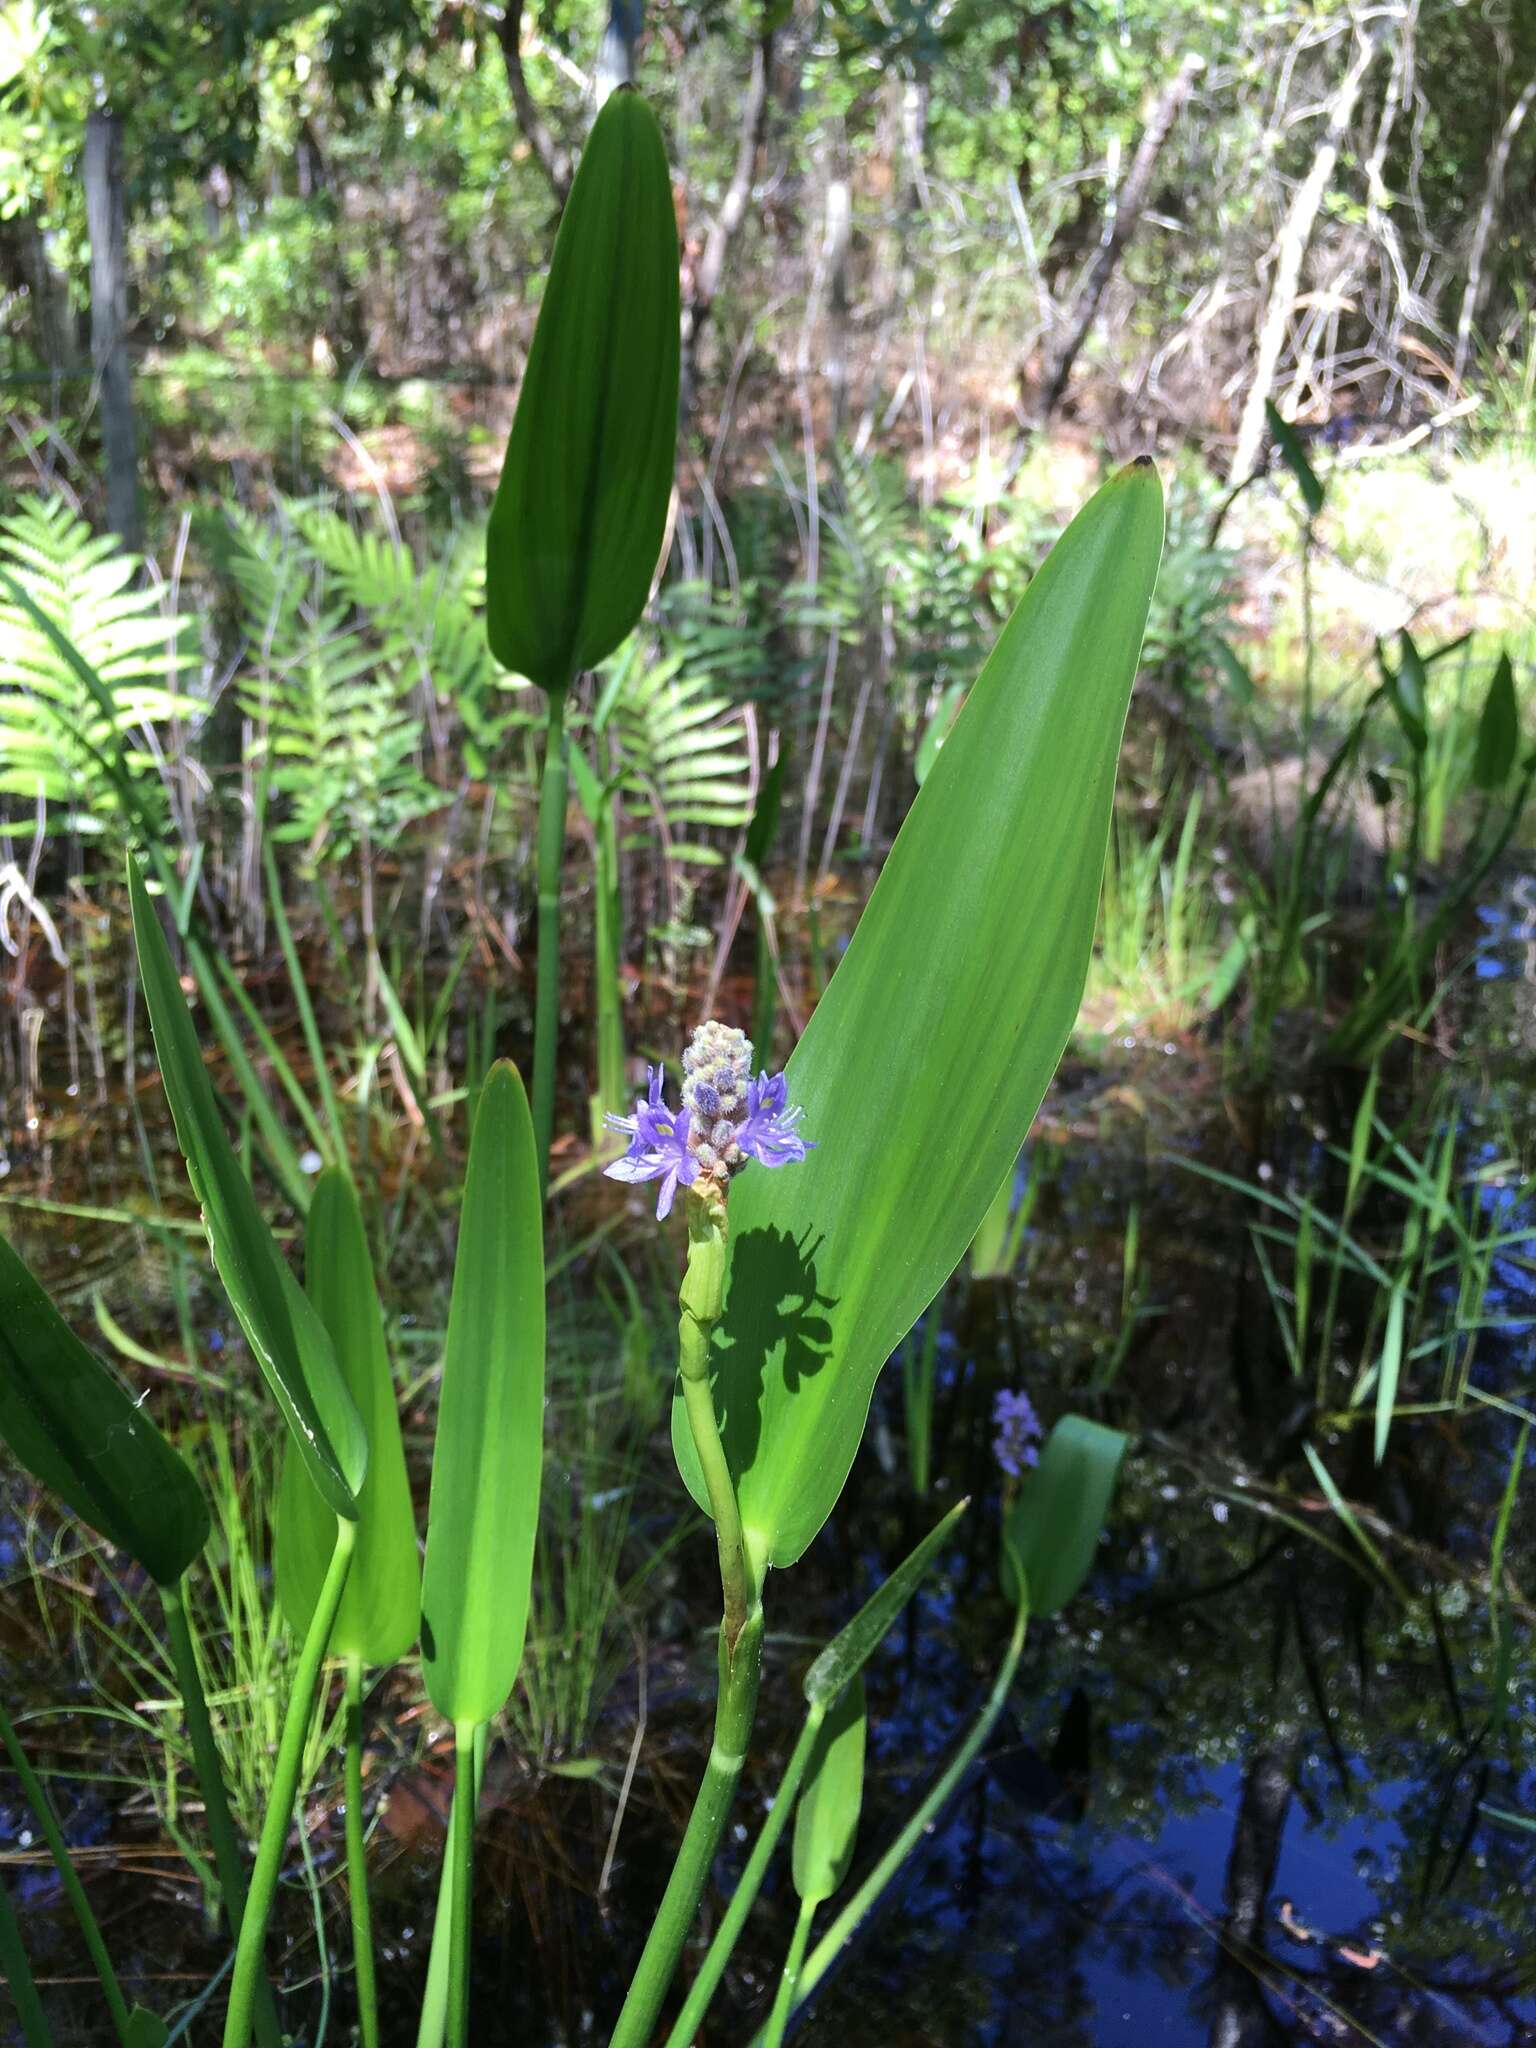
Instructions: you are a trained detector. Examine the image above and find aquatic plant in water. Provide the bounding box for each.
[0,78,1163,2048]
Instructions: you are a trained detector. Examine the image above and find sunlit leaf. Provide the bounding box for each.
[128,859,365,1518]
[421,1062,546,1726]
[0,1233,207,1586]
[485,89,680,693]
[276,1170,420,1666]
[791,1675,866,1906]
[1000,1414,1129,1617]
[673,466,1162,1567]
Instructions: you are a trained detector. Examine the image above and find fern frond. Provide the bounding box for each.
[0,496,198,838]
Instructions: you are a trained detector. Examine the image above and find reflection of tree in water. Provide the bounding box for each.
[798,1414,1536,2046]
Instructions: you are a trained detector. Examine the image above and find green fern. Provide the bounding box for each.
[226,503,440,865]
[289,501,525,762]
[0,495,197,839]
[595,644,755,869]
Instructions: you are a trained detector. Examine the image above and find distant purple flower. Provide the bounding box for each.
[604,1067,699,1220]
[992,1388,1042,1478]
[604,1022,813,1220]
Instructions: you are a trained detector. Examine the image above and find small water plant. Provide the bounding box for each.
[0,81,1162,2046]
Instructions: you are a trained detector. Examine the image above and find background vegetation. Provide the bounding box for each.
[3,0,1536,2041]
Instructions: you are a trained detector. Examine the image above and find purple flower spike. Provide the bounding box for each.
[737,1070,814,1170]
[603,1067,700,1219]
[603,1024,813,1219]
[992,1388,1042,1479]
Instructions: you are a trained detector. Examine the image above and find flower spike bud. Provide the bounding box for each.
[604,1019,813,1220]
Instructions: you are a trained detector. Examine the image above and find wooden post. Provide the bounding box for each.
[83,108,143,552]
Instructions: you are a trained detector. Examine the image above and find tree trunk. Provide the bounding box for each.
[496,0,571,201]
[1229,25,1380,486]
[1453,73,1536,387]
[1038,51,1202,421]
[3,214,78,381]
[680,29,776,417]
[1207,1740,1298,2048]
[83,108,143,552]
[595,0,643,104]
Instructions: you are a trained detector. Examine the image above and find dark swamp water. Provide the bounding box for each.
[3,880,1536,2048]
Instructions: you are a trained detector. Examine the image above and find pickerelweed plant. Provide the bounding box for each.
[0,80,1165,2048]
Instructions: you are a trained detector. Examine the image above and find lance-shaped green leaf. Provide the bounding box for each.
[1473,653,1519,792]
[486,89,680,694]
[276,1170,420,1666]
[0,1234,208,1585]
[1000,1415,1129,1616]
[1264,398,1323,518]
[1385,629,1428,755]
[672,465,1162,1567]
[128,860,366,1519]
[792,1676,866,1907]
[803,1498,967,1706]
[421,1062,546,1725]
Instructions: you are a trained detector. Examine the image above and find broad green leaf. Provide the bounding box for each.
[1000,1415,1128,1616]
[0,1233,208,1585]
[421,1062,546,1725]
[803,1498,967,1705]
[1473,653,1518,791]
[128,860,365,1518]
[1264,399,1323,518]
[791,1675,866,1907]
[486,90,680,694]
[276,1170,421,1666]
[126,2012,169,2048]
[673,465,1162,1567]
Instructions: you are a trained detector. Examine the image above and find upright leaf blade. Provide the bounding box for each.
[0,1234,208,1585]
[674,466,1162,1566]
[128,860,365,1518]
[276,1170,421,1666]
[486,89,680,693]
[1264,399,1324,518]
[421,1062,546,1725]
[803,1499,967,1706]
[1473,652,1519,791]
[791,1676,866,1907]
[1000,1415,1129,1617]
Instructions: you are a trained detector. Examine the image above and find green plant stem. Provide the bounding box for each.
[751,1601,1028,2042]
[762,1896,817,2048]
[222,1515,356,2048]
[608,1606,764,2048]
[344,1656,380,2048]
[0,1863,55,2048]
[532,689,571,1194]
[662,1706,826,2048]
[414,1727,487,2048]
[678,1190,752,1643]
[161,1580,283,2048]
[593,790,625,1122]
[611,1191,767,2047]
[446,1723,479,2048]
[0,1697,133,2046]
[264,842,348,1165]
